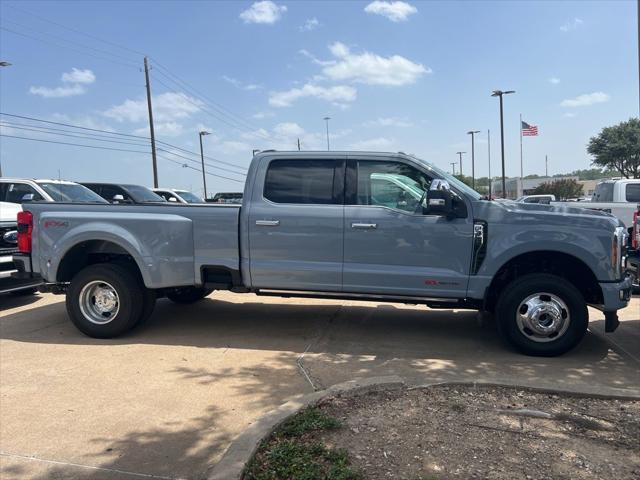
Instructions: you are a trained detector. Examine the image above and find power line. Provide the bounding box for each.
[0,27,139,69]
[0,112,248,172]
[0,134,245,183]
[5,3,147,57]
[1,18,140,66]
[0,133,150,154]
[156,155,244,183]
[0,123,152,147]
[156,148,245,177]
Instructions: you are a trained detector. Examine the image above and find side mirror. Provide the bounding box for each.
[423,180,453,216]
[21,193,35,202]
[168,196,178,202]
[112,194,125,203]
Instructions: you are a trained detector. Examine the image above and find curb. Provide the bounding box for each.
[208,375,404,480]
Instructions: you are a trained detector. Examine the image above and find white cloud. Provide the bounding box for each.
[133,121,184,137]
[61,68,95,84]
[104,92,202,122]
[322,42,429,86]
[560,92,610,108]
[252,111,275,119]
[299,18,320,32]
[349,137,394,150]
[29,84,87,98]
[240,1,287,24]
[299,49,333,66]
[269,83,357,107]
[29,67,96,98]
[364,1,417,22]
[364,117,413,128]
[549,77,560,85]
[560,18,583,32]
[222,75,263,91]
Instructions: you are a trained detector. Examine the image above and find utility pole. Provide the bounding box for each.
[467,130,480,189]
[297,138,301,151]
[144,57,159,188]
[491,89,515,198]
[450,162,457,175]
[199,131,210,200]
[456,151,466,176]
[545,155,549,177]
[487,129,492,199]
[324,117,331,151]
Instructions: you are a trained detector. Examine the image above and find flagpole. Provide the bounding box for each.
[519,114,524,197]
[488,129,492,199]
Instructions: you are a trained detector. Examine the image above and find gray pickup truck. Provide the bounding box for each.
[13,151,633,356]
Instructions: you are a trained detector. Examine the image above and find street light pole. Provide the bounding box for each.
[491,89,515,198]
[487,129,492,199]
[323,117,331,151]
[199,131,210,200]
[456,151,466,176]
[467,130,480,189]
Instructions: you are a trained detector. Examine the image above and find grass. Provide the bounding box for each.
[243,407,362,480]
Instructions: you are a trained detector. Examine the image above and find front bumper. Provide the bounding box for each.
[598,275,633,312]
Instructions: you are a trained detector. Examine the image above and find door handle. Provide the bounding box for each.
[256,220,280,226]
[351,223,377,229]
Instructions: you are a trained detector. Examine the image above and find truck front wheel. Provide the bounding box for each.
[495,273,588,356]
[66,263,144,338]
[166,287,213,304]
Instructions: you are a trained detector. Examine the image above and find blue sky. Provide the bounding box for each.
[0,0,637,196]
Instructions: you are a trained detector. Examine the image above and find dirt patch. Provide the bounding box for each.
[247,384,640,480]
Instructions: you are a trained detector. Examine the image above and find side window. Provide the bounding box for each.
[355,161,431,213]
[0,183,8,202]
[4,183,43,203]
[626,184,640,202]
[264,159,341,204]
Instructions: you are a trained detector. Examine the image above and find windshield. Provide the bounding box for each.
[124,185,166,203]
[176,191,203,203]
[409,155,483,200]
[38,183,107,203]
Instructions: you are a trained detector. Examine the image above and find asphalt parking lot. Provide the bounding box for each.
[1,292,638,480]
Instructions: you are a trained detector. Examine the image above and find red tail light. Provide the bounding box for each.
[17,211,33,253]
[633,210,639,250]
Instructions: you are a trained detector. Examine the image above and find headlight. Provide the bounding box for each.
[612,226,627,279]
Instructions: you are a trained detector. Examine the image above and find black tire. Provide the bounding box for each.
[66,263,143,338]
[495,273,588,356]
[166,287,213,304]
[138,288,157,325]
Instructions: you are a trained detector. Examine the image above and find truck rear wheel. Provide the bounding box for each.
[495,273,588,356]
[66,263,143,338]
[166,286,213,304]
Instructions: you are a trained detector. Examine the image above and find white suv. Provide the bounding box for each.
[0,178,107,204]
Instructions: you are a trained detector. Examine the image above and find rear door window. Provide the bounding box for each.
[4,183,43,203]
[625,184,640,202]
[264,159,342,204]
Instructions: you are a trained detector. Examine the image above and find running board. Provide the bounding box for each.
[255,289,479,309]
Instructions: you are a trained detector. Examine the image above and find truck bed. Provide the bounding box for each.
[23,202,241,288]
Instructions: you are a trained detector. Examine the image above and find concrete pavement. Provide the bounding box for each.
[0,292,638,479]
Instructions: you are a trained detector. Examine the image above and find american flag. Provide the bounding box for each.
[521,121,538,136]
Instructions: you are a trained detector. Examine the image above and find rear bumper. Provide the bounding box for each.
[0,253,43,294]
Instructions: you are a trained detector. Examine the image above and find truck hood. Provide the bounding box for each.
[483,199,623,228]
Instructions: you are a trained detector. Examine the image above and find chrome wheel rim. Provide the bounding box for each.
[79,280,120,325]
[516,292,570,343]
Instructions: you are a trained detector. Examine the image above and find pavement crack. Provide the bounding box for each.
[296,305,342,392]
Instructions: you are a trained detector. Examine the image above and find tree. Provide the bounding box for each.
[532,179,584,200]
[588,118,640,178]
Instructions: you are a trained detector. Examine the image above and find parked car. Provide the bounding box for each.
[208,192,243,204]
[13,151,632,356]
[515,194,556,204]
[0,201,42,295]
[152,188,203,204]
[627,205,639,291]
[552,179,640,228]
[81,183,166,204]
[0,178,107,204]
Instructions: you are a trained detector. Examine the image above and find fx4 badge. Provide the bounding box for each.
[43,220,69,229]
